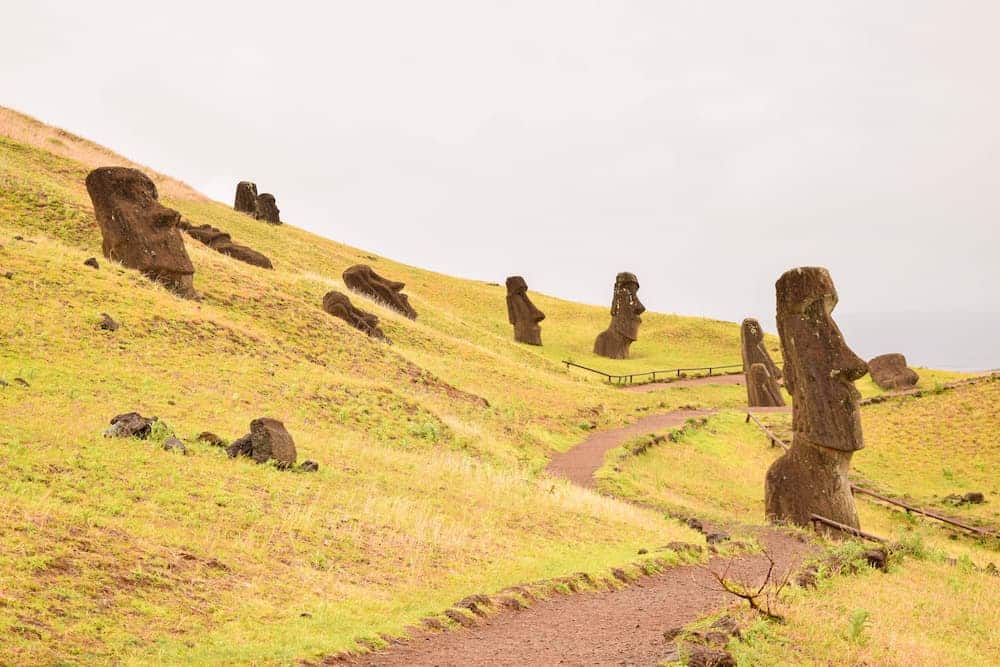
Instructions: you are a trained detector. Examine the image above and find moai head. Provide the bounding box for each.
[322,290,386,340]
[234,181,258,214]
[85,167,195,297]
[610,272,644,341]
[255,193,281,224]
[342,264,417,319]
[868,353,919,390]
[775,267,868,452]
[505,276,545,345]
[741,317,782,381]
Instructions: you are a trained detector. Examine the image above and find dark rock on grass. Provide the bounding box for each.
[98,313,119,331]
[457,595,491,617]
[865,547,888,571]
[663,541,704,556]
[104,412,157,439]
[943,492,986,506]
[868,353,919,390]
[162,437,187,454]
[705,531,730,545]
[299,460,319,472]
[663,627,684,642]
[710,615,742,639]
[685,517,705,533]
[795,563,819,588]
[0,379,7,387]
[496,595,526,611]
[250,417,296,468]
[13,378,29,387]
[226,434,253,458]
[84,257,99,269]
[196,431,226,447]
[443,609,477,628]
[704,631,731,647]
[687,644,736,667]
[3,271,13,279]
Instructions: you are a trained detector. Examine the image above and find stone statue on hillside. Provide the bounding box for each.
[85,167,196,298]
[255,193,281,224]
[868,353,919,390]
[765,267,869,532]
[234,181,258,215]
[506,276,545,345]
[741,318,785,407]
[181,222,273,269]
[322,290,386,340]
[593,272,644,359]
[343,264,417,319]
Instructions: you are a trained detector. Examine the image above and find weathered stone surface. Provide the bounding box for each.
[250,417,296,468]
[687,644,736,667]
[299,460,319,472]
[183,223,273,269]
[343,264,417,319]
[162,437,187,454]
[234,181,258,214]
[226,433,252,458]
[868,353,919,390]
[593,272,644,359]
[104,412,157,439]
[84,257,99,269]
[505,276,545,345]
[741,318,785,407]
[766,267,868,531]
[196,431,226,447]
[255,193,281,224]
[322,290,386,339]
[98,313,119,332]
[85,167,196,297]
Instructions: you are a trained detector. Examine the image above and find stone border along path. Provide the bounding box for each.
[343,405,811,667]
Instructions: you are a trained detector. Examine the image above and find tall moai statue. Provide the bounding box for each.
[234,181,258,215]
[593,272,644,359]
[765,267,869,532]
[255,193,281,224]
[505,276,545,345]
[741,318,785,407]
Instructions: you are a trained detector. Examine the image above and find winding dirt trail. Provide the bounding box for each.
[347,406,808,667]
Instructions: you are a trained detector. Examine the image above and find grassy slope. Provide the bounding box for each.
[0,124,751,664]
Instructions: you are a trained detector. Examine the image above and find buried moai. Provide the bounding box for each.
[180,222,273,269]
[234,181,258,215]
[342,264,417,319]
[322,290,386,340]
[255,193,281,224]
[593,272,644,359]
[868,353,919,390]
[85,167,196,297]
[505,276,545,345]
[741,318,785,407]
[765,267,869,532]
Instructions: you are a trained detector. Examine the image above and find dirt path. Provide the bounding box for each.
[348,406,811,666]
[623,373,745,392]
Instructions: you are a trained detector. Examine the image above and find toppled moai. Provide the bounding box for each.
[180,221,273,269]
[505,276,545,345]
[342,264,417,319]
[765,267,869,532]
[322,290,386,339]
[227,417,297,469]
[234,181,259,214]
[255,193,281,224]
[868,353,919,390]
[593,272,644,359]
[85,167,196,297]
[741,318,785,407]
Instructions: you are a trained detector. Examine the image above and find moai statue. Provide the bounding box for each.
[505,276,545,345]
[593,272,644,359]
[255,193,281,224]
[85,167,196,297]
[322,290,386,340]
[868,353,919,390]
[741,318,785,407]
[234,181,258,215]
[765,267,869,532]
[342,264,417,319]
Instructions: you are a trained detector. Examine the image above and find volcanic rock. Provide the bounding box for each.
[343,264,417,319]
[250,417,296,468]
[234,181,259,214]
[104,412,157,439]
[868,353,919,390]
[84,257,99,269]
[255,193,280,224]
[98,313,119,331]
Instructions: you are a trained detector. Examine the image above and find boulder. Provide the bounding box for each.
[255,193,281,224]
[505,276,545,345]
[104,412,157,439]
[299,460,319,472]
[196,431,227,447]
[84,257,99,269]
[687,645,736,667]
[98,313,119,331]
[85,167,196,297]
[250,417,296,468]
[226,433,253,458]
[322,290,386,339]
[593,272,644,359]
[868,353,919,390]
[234,181,259,215]
[343,264,417,319]
[162,437,187,454]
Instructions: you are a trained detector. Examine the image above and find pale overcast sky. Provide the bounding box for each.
[3,1,998,368]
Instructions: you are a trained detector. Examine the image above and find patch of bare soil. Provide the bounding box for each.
[623,373,744,392]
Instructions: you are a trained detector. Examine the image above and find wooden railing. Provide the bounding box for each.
[562,360,745,385]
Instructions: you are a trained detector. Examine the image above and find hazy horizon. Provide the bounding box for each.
[4,1,998,370]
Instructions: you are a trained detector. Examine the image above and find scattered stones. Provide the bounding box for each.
[98,313,119,331]
[663,541,703,556]
[181,222,273,269]
[766,267,868,531]
[162,437,187,454]
[663,627,684,642]
[705,531,730,545]
[864,547,888,571]
[196,431,226,447]
[84,257,99,269]
[795,563,819,588]
[250,417,297,468]
[13,235,23,240]
[868,353,919,390]
[255,193,281,224]
[710,615,742,639]
[343,264,418,319]
[505,275,545,345]
[686,644,736,667]
[4,271,14,279]
[637,547,648,555]
[443,609,476,628]
[593,272,644,359]
[85,167,196,298]
[234,181,259,215]
[611,568,629,582]
[496,595,526,611]
[299,460,319,472]
[321,290,386,339]
[943,491,985,506]
[104,412,157,439]
[741,317,785,407]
